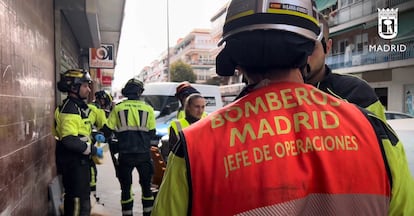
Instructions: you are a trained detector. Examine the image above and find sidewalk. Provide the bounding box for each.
[95,151,143,215]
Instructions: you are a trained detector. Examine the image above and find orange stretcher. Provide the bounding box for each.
[150,146,167,188]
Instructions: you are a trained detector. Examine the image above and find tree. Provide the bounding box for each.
[170,60,196,82]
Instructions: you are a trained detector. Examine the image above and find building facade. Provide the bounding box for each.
[138,0,414,112]
[320,0,414,113]
[212,0,414,113]
[0,0,125,214]
[141,29,217,84]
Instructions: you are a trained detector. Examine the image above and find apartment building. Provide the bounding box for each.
[171,29,217,83]
[209,2,247,102]
[210,0,414,113]
[320,0,414,113]
[141,0,414,113]
[142,29,217,83]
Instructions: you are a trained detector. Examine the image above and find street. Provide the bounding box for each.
[94,151,143,215]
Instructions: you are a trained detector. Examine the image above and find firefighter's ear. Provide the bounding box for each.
[216,45,237,76]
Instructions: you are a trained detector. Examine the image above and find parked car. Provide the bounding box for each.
[385,111,414,120]
[387,118,414,176]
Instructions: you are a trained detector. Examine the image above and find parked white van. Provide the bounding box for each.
[142,82,222,115]
[140,82,223,140]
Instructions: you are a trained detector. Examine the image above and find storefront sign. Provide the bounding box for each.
[90,44,114,68]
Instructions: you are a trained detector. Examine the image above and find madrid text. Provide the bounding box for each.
[209,87,360,178]
[369,44,407,52]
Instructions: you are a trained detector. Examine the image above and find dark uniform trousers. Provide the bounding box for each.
[118,152,154,215]
[61,158,91,216]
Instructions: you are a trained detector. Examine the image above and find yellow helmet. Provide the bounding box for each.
[57,69,92,92]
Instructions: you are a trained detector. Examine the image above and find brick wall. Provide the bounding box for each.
[0,0,55,215]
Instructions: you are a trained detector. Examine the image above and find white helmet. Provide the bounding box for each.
[219,0,323,46]
[216,0,323,76]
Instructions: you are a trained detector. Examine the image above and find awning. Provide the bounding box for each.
[393,11,414,42]
[316,0,337,11]
[330,24,364,37]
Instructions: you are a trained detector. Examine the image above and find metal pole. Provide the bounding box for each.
[166,0,170,82]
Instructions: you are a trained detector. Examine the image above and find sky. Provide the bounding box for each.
[113,0,228,90]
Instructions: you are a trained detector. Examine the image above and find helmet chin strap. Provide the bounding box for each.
[78,93,87,100]
[300,64,312,82]
[73,91,87,100]
[70,85,87,100]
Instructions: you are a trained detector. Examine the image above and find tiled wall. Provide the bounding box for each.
[0,0,55,215]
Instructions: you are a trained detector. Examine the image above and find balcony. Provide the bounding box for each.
[190,59,216,65]
[327,39,414,70]
[329,0,412,27]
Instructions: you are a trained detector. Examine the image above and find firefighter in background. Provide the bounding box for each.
[92,90,120,178]
[53,69,104,216]
[92,90,113,117]
[88,90,113,202]
[168,93,206,159]
[151,94,207,189]
[102,78,156,216]
[306,14,386,121]
[152,0,414,215]
[175,81,203,119]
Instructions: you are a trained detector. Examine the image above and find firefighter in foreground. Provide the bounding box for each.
[306,14,386,121]
[103,78,156,216]
[152,0,414,215]
[54,69,104,216]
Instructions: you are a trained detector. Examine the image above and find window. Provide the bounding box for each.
[338,39,348,54]
[355,33,368,53]
[340,0,362,8]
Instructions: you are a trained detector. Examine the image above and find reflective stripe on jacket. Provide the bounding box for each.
[107,99,156,153]
[184,83,391,215]
[54,97,93,160]
[88,103,108,130]
[177,109,208,119]
[170,119,190,136]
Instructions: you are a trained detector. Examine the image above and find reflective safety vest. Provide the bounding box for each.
[54,98,92,144]
[177,109,208,119]
[183,82,391,215]
[54,97,94,169]
[107,99,156,153]
[170,118,190,136]
[88,103,108,130]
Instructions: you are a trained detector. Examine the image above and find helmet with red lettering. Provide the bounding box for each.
[57,69,92,93]
[216,0,323,76]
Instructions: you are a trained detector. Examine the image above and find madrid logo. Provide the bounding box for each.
[378,8,398,40]
[370,8,406,52]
